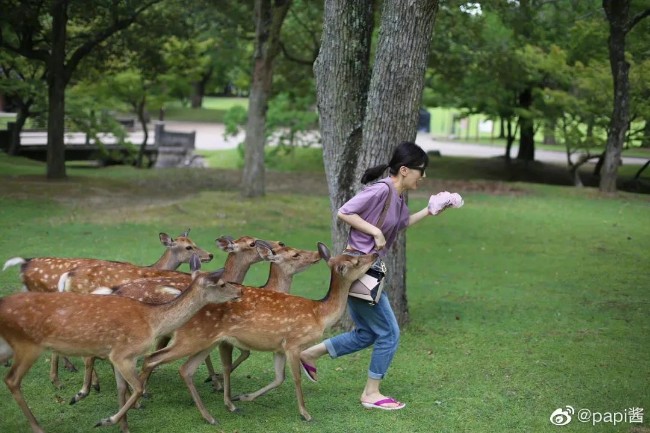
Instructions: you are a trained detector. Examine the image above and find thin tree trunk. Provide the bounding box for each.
[136,99,148,168]
[241,0,292,198]
[8,107,29,156]
[46,0,69,179]
[600,0,629,192]
[543,120,556,145]
[191,67,212,109]
[516,87,535,161]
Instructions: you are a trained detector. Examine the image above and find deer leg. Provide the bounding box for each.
[218,342,239,413]
[235,352,286,402]
[205,346,250,392]
[178,347,220,425]
[203,354,223,391]
[139,343,179,394]
[230,348,251,372]
[69,356,96,404]
[91,361,100,392]
[62,356,78,372]
[49,353,62,389]
[5,344,47,433]
[95,359,142,433]
[286,349,312,421]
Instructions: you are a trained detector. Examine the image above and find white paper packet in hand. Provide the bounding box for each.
[428,192,464,215]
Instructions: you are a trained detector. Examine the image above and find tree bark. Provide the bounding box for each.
[360,0,438,327]
[600,0,630,192]
[46,0,70,179]
[316,0,438,328]
[314,0,374,254]
[516,87,535,161]
[241,0,292,198]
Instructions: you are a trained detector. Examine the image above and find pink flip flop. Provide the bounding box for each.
[300,359,318,383]
[361,397,406,411]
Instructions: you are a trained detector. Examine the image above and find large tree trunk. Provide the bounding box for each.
[314,0,374,254]
[46,0,69,179]
[600,0,630,192]
[241,0,292,198]
[316,0,438,328]
[360,0,438,327]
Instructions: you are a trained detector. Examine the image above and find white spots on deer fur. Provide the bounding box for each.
[159,287,181,296]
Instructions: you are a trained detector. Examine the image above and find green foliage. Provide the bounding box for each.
[0,156,648,433]
[222,92,319,166]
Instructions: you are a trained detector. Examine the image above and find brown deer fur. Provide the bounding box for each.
[140,245,377,423]
[0,269,241,433]
[2,230,213,389]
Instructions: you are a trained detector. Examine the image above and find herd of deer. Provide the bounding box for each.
[0,229,378,433]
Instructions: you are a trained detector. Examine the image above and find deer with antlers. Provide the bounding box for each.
[0,255,241,433]
[139,244,377,423]
[2,229,213,389]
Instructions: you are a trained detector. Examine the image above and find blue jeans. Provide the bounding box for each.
[324,292,400,380]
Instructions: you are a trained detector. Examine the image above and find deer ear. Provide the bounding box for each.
[208,267,225,280]
[189,254,201,273]
[317,242,331,261]
[215,236,234,252]
[256,243,277,262]
[179,228,191,238]
[160,233,174,247]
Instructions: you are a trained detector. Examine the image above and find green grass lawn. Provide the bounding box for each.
[0,154,648,433]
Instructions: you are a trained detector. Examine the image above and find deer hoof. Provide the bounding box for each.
[94,417,113,427]
[69,392,87,405]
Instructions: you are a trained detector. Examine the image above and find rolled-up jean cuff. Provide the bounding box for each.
[324,339,337,358]
[368,370,384,380]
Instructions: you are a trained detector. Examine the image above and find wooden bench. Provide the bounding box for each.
[0,122,198,168]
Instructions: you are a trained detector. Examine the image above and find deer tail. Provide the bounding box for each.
[3,257,26,272]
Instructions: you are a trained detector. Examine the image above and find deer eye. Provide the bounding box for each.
[249,242,256,247]
[292,253,300,258]
[186,246,193,250]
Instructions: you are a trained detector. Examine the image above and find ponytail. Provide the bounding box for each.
[360,142,428,184]
[361,164,389,184]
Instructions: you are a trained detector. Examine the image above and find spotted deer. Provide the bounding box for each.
[2,229,213,389]
[68,235,286,404]
[140,244,377,423]
[0,257,241,433]
[2,229,213,293]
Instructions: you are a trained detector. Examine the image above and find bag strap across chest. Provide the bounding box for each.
[375,180,392,229]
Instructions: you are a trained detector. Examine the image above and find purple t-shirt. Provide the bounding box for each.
[339,177,410,257]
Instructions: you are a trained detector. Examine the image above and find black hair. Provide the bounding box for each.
[360,141,429,184]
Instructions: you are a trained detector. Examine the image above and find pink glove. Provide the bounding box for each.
[428,191,464,215]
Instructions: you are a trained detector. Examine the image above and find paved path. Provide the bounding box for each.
[162,121,648,166]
